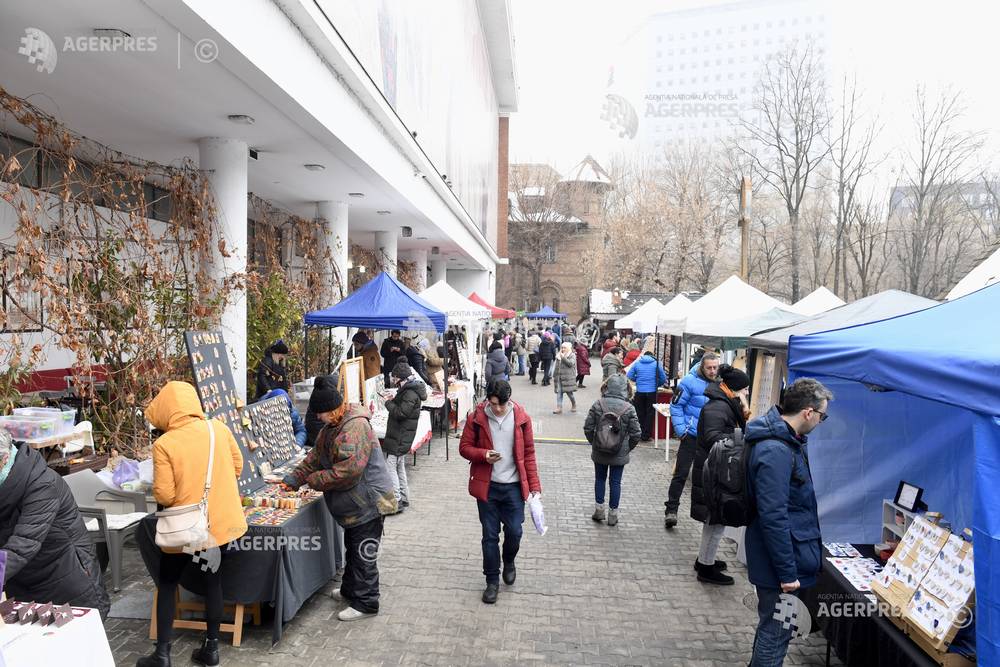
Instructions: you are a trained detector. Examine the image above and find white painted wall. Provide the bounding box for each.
[447,269,493,302]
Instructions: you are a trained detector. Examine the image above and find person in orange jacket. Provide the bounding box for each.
[139,381,247,667]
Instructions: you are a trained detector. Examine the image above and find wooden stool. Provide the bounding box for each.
[149,590,261,647]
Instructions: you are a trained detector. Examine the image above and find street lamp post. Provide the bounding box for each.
[738,176,752,281]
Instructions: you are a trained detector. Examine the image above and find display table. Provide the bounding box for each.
[651,404,671,461]
[136,497,337,645]
[0,606,113,666]
[802,545,943,667]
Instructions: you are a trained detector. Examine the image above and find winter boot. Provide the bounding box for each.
[664,512,678,529]
[607,508,619,526]
[191,637,219,666]
[136,642,172,667]
[696,561,735,586]
[591,504,606,522]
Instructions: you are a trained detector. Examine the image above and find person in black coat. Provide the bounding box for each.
[403,338,432,384]
[537,333,557,386]
[0,431,110,617]
[691,365,750,586]
[255,339,290,400]
[382,362,427,510]
[380,330,405,385]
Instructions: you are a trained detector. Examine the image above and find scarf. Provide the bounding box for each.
[720,382,752,421]
[0,443,18,488]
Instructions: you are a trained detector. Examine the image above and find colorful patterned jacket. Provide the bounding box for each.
[283,404,396,526]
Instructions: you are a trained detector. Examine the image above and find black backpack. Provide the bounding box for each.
[702,427,755,527]
[593,399,631,454]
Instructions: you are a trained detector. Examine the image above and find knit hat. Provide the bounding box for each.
[309,375,343,413]
[270,340,289,355]
[719,365,750,392]
[392,361,413,380]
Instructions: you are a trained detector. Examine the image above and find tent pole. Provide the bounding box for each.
[444,337,449,461]
[304,326,309,379]
[328,328,333,375]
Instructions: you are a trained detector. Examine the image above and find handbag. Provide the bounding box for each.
[154,417,215,550]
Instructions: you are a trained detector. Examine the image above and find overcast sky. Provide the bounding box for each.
[508,0,1000,178]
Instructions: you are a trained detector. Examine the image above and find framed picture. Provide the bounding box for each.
[339,357,366,405]
[894,481,924,512]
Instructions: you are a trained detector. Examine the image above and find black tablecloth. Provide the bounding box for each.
[137,499,337,644]
[801,545,938,667]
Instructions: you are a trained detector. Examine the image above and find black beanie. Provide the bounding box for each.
[271,340,289,355]
[719,365,751,392]
[392,361,413,380]
[309,379,343,413]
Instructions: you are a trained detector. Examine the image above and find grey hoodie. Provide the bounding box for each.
[583,374,642,466]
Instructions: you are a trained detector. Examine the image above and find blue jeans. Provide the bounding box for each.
[594,463,625,509]
[751,586,798,667]
[476,482,525,585]
[517,354,526,374]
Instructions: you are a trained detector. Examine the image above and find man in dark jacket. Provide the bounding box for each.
[664,352,720,529]
[485,342,510,386]
[0,431,110,617]
[255,339,290,400]
[745,378,832,666]
[537,333,556,386]
[380,330,405,385]
[691,365,750,586]
[583,374,642,526]
[459,380,541,605]
[382,362,427,510]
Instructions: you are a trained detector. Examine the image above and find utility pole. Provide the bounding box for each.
[738,176,752,281]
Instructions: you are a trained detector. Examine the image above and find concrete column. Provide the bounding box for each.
[317,201,349,301]
[405,248,428,291]
[430,258,447,285]
[375,230,398,277]
[199,137,248,400]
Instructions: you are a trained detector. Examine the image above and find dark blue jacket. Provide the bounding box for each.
[744,407,822,589]
[260,388,308,448]
[626,354,667,393]
[669,363,713,437]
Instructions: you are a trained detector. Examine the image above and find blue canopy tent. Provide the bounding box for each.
[787,283,1000,665]
[525,305,567,319]
[304,271,450,457]
[304,271,446,332]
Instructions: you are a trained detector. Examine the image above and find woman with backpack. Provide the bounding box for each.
[691,364,750,586]
[583,374,642,526]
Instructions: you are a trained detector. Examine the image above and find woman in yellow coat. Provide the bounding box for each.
[138,381,247,667]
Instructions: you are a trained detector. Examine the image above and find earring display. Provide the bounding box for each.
[185,330,262,491]
[243,396,300,469]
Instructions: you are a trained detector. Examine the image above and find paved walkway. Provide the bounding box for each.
[106,360,836,666]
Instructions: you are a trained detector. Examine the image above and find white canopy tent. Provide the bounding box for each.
[792,286,845,316]
[418,280,491,385]
[947,243,1000,300]
[658,275,795,336]
[614,297,664,332]
[685,307,806,350]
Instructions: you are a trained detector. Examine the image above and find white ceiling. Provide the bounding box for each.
[0,0,479,267]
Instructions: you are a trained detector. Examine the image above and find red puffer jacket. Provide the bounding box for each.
[459,401,541,502]
[575,344,592,375]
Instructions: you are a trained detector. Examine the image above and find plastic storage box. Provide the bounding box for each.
[0,415,60,441]
[12,407,76,435]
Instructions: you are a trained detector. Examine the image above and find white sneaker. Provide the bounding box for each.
[329,587,343,601]
[338,606,376,621]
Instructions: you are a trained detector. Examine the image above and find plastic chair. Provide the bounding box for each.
[60,420,93,456]
[64,469,147,592]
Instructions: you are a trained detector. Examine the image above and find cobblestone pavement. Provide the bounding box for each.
[107,360,836,666]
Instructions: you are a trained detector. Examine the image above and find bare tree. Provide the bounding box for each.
[844,196,892,298]
[894,88,984,296]
[828,76,881,297]
[747,204,792,298]
[739,44,831,300]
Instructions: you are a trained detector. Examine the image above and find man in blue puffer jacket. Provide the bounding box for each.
[664,352,720,528]
[745,378,832,667]
[626,351,667,443]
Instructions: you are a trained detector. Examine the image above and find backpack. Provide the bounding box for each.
[593,399,632,454]
[701,427,755,527]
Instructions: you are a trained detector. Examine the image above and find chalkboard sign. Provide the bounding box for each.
[244,396,298,470]
[185,330,263,493]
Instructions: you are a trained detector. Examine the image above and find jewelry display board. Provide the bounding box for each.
[185,331,262,493]
[243,396,298,471]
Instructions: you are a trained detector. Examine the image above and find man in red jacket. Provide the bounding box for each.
[459,380,542,604]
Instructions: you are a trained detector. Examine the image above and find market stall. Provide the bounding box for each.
[787,282,1000,666]
[468,291,516,320]
[613,297,663,332]
[303,272,452,456]
[419,280,491,393]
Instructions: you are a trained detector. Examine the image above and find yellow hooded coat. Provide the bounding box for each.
[146,381,248,549]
